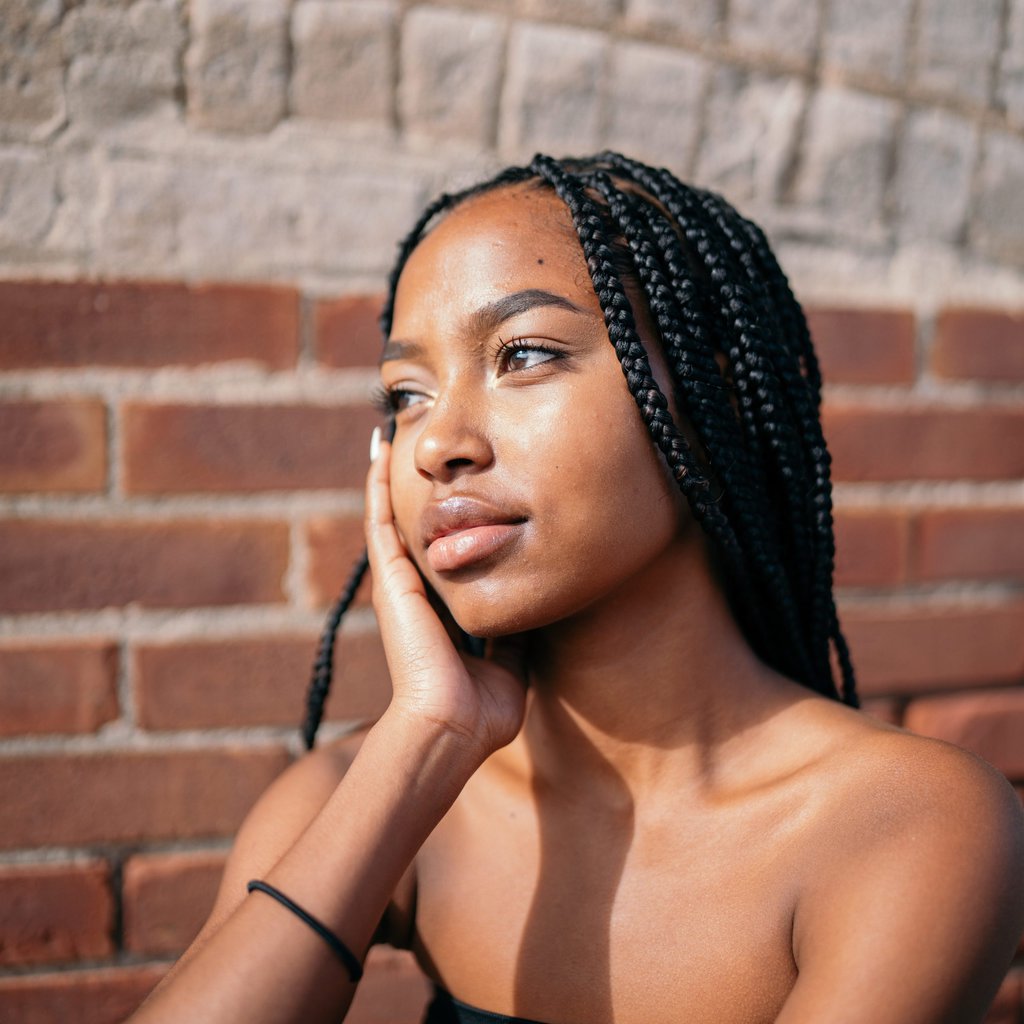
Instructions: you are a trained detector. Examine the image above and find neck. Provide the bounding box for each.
[518,536,798,802]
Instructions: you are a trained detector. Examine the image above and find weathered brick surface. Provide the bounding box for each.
[0,0,65,142]
[833,508,909,587]
[134,632,389,730]
[697,68,805,206]
[913,0,1002,104]
[805,307,916,385]
[841,602,1024,697]
[933,309,1024,381]
[304,515,372,608]
[122,850,227,955]
[893,108,976,244]
[624,0,720,36]
[347,946,432,1024]
[904,689,1024,780]
[62,0,184,129]
[914,507,1024,582]
[0,519,289,613]
[500,23,607,157]
[97,159,178,268]
[972,132,1024,266]
[0,280,300,369]
[0,964,167,1024]
[0,861,113,966]
[792,86,898,230]
[315,294,385,368]
[0,747,289,850]
[123,402,378,493]
[1000,0,1024,126]
[291,0,396,127]
[0,399,107,493]
[606,42,706,173]
[0,151,58,249]
[823,403,1024,482]
[399,7,504,146]
[727,0,821,64]
[0,641,118,737]
[186,0,288,133]
[821,0,913,81]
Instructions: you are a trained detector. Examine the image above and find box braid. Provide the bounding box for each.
[302,152,856,750]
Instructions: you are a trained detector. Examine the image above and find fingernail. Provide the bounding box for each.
[369,425,381,463]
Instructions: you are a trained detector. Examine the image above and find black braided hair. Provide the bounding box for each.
[302,152,857,749]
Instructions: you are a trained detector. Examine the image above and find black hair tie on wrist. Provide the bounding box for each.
[247,879,364,983]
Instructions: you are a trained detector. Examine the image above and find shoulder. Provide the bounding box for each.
[782,704,1024,1021]
[201,728,374,935]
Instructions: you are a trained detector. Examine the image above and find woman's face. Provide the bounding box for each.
[381,185,693,637]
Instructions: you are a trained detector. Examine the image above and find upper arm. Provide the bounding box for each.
[779,742,1024,1024]
[175,730,399,971]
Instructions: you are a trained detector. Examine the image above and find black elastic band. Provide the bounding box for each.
[247,879,364,983]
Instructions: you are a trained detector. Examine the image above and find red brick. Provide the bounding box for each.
[914,507,1024,583]
[348,946,432,1024]
[0,518,288,613]
[0,641,118,736]
[833,508,909,587]
[0,400,107,493]
[122,850,227,956]
[805,306,917,384]
[123,402,379,493]
[934,308,1024,382]
[0,280,298,369]
[305,514,372,608]
[905,689,1024,780]
[0,746,289,850]
[0,861,113,966]
[0,964,167,1024]
[823,402,1024,482]
[315,294,385,368]
[840,601,1024,697]
[984,967,1022,1024]
[134,632,389,730]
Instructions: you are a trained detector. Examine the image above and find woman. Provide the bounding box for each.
[130,153,1024,1024]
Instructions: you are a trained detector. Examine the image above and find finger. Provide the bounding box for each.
[364,433,417,577]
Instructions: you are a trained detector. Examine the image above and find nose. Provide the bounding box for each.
[413,386,494,483]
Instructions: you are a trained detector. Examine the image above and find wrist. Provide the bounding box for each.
[377,702,492,776]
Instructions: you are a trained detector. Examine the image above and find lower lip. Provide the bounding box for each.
[426,522,525,573]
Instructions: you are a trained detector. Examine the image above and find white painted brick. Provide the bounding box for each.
[46,154,102,257]
[605,41,706,172]
[623,0,719,38]
[97,159,179,268]
[63,0,184,129]
[893,108,976,244]
[499,22,607,157]
[697,67,805,205]
[291,0,396,128]
[913,0,1002,104]
[0,151,58,248]
[998,0,1024,126]
[822,0,914,82]
[399,7,505,146]
[520,0,619,24]
[0,0,65,142]
[186,0,288,133]
[791,86,898,229]
[727,0,820,65]
[971,132,1024,267]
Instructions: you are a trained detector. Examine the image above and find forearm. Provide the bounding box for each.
[131,708,484,1024]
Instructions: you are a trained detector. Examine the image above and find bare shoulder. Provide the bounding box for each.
[200,727,374,937]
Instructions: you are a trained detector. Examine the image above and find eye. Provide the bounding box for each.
[370,383,428,416]
[498,340,560,374]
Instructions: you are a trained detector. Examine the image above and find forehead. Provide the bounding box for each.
[391,186,596,333]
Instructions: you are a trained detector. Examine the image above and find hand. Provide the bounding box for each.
[365,433,529,758]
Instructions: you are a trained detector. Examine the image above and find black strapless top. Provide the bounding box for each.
[423,986,553,1024]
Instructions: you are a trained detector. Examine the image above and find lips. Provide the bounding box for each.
[421,496,528,573]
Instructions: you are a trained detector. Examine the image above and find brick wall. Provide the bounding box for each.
[1,0,1023,1021]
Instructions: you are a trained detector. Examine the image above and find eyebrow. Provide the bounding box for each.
[380,288,593,364]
